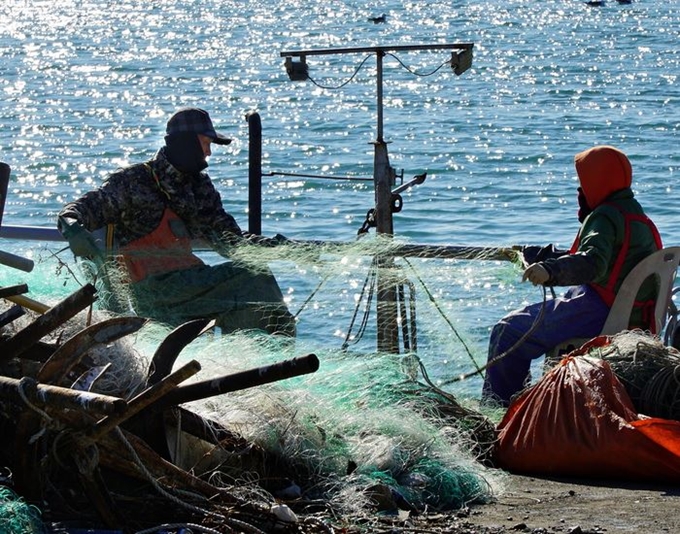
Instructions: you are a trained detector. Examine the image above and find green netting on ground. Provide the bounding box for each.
[171,332,498,514]
[0,235,519,519]
[356,456,488,510]
[0,486,45,534]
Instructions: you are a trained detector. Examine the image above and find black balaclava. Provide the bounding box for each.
[164,132,208,175]
[577,186,592,223]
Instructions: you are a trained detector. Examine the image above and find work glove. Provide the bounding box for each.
[521,244,559,266]
[522,263,551,286]
[58,216,102,260]
[243,233,289,247]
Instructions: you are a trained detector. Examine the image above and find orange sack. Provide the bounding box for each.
[494,346,680,482]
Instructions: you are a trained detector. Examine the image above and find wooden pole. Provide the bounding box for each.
[0,283,28,299]
[154,353,319,409]
[0,376,127,416]
[89,360,202,442]
[0,305,24,329]
[3,294,50,314]
[0,283,97,359]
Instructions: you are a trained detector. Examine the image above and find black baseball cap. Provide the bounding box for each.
[166,107,232,145]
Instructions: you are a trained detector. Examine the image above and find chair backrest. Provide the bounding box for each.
[601,246,680,336]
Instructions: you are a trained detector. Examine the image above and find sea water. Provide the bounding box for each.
[1,0,678,399]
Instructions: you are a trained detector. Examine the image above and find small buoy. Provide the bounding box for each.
[270,503,298,523]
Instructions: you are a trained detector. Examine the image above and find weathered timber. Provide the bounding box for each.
[0,304,24,329]
[46,408,247,527]
[38,316,147,384]
[0,283,28,299]
[4,294,50,314]
[73,444,122,528]
[89,359,201,442]
[156,353,319,409]
[0,285,30,329]
[93,425,243,505]
[0,375,127,416]
[0,283,97,359]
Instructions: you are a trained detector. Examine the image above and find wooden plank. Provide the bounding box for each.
[0,283,98,359]
[0,376,127,416]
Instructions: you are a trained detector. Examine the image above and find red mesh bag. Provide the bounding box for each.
[494,337,680,482]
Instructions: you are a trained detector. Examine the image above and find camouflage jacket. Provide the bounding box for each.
[58,147,243,251]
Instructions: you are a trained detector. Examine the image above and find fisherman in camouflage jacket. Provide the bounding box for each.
[58,107,295,337]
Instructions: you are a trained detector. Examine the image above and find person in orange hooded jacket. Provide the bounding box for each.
[482,145,661,406]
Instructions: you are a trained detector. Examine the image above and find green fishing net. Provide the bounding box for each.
[0,486,44,534]
[0,235,516,521]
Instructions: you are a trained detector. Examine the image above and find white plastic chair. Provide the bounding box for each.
[546,246,680,362]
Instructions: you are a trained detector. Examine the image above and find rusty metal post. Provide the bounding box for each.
[247,111,263,235]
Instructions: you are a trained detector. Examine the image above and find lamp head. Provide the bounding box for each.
[451,48,473,76]
[285,56,309,81]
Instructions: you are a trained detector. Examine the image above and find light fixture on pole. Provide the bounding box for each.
[451,48,473,76]
[279,43,474,353]
[284,56,308,81]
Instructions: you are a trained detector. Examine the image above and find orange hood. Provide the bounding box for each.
[574,145,632,209]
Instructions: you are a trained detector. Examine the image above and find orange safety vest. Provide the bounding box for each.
[118,207,203,283]
[569,205,662,331]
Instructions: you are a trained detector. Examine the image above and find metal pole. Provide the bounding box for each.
[155,354,320,408]
[246,111,263,235]
[0,162,9,228]
[0,225,64,241]
[376,52,384,143]
[371,51,399,353]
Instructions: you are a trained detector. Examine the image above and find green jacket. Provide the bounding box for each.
[544,188,660,327]
[577,188,659,291]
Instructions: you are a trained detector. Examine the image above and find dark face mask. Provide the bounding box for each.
[577,187,592,223]
[164,132,208,175]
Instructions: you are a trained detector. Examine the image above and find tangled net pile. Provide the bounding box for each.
[152,330,500,519]
[597,330,680,419]
[0,486,44,534]
[0,235,518,532]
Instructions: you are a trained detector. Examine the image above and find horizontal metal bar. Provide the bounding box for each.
[288,239,519,262]
[0,250,34,272]
[0,225,64,241]
[280,43,474,58]
[264,171,372,182]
